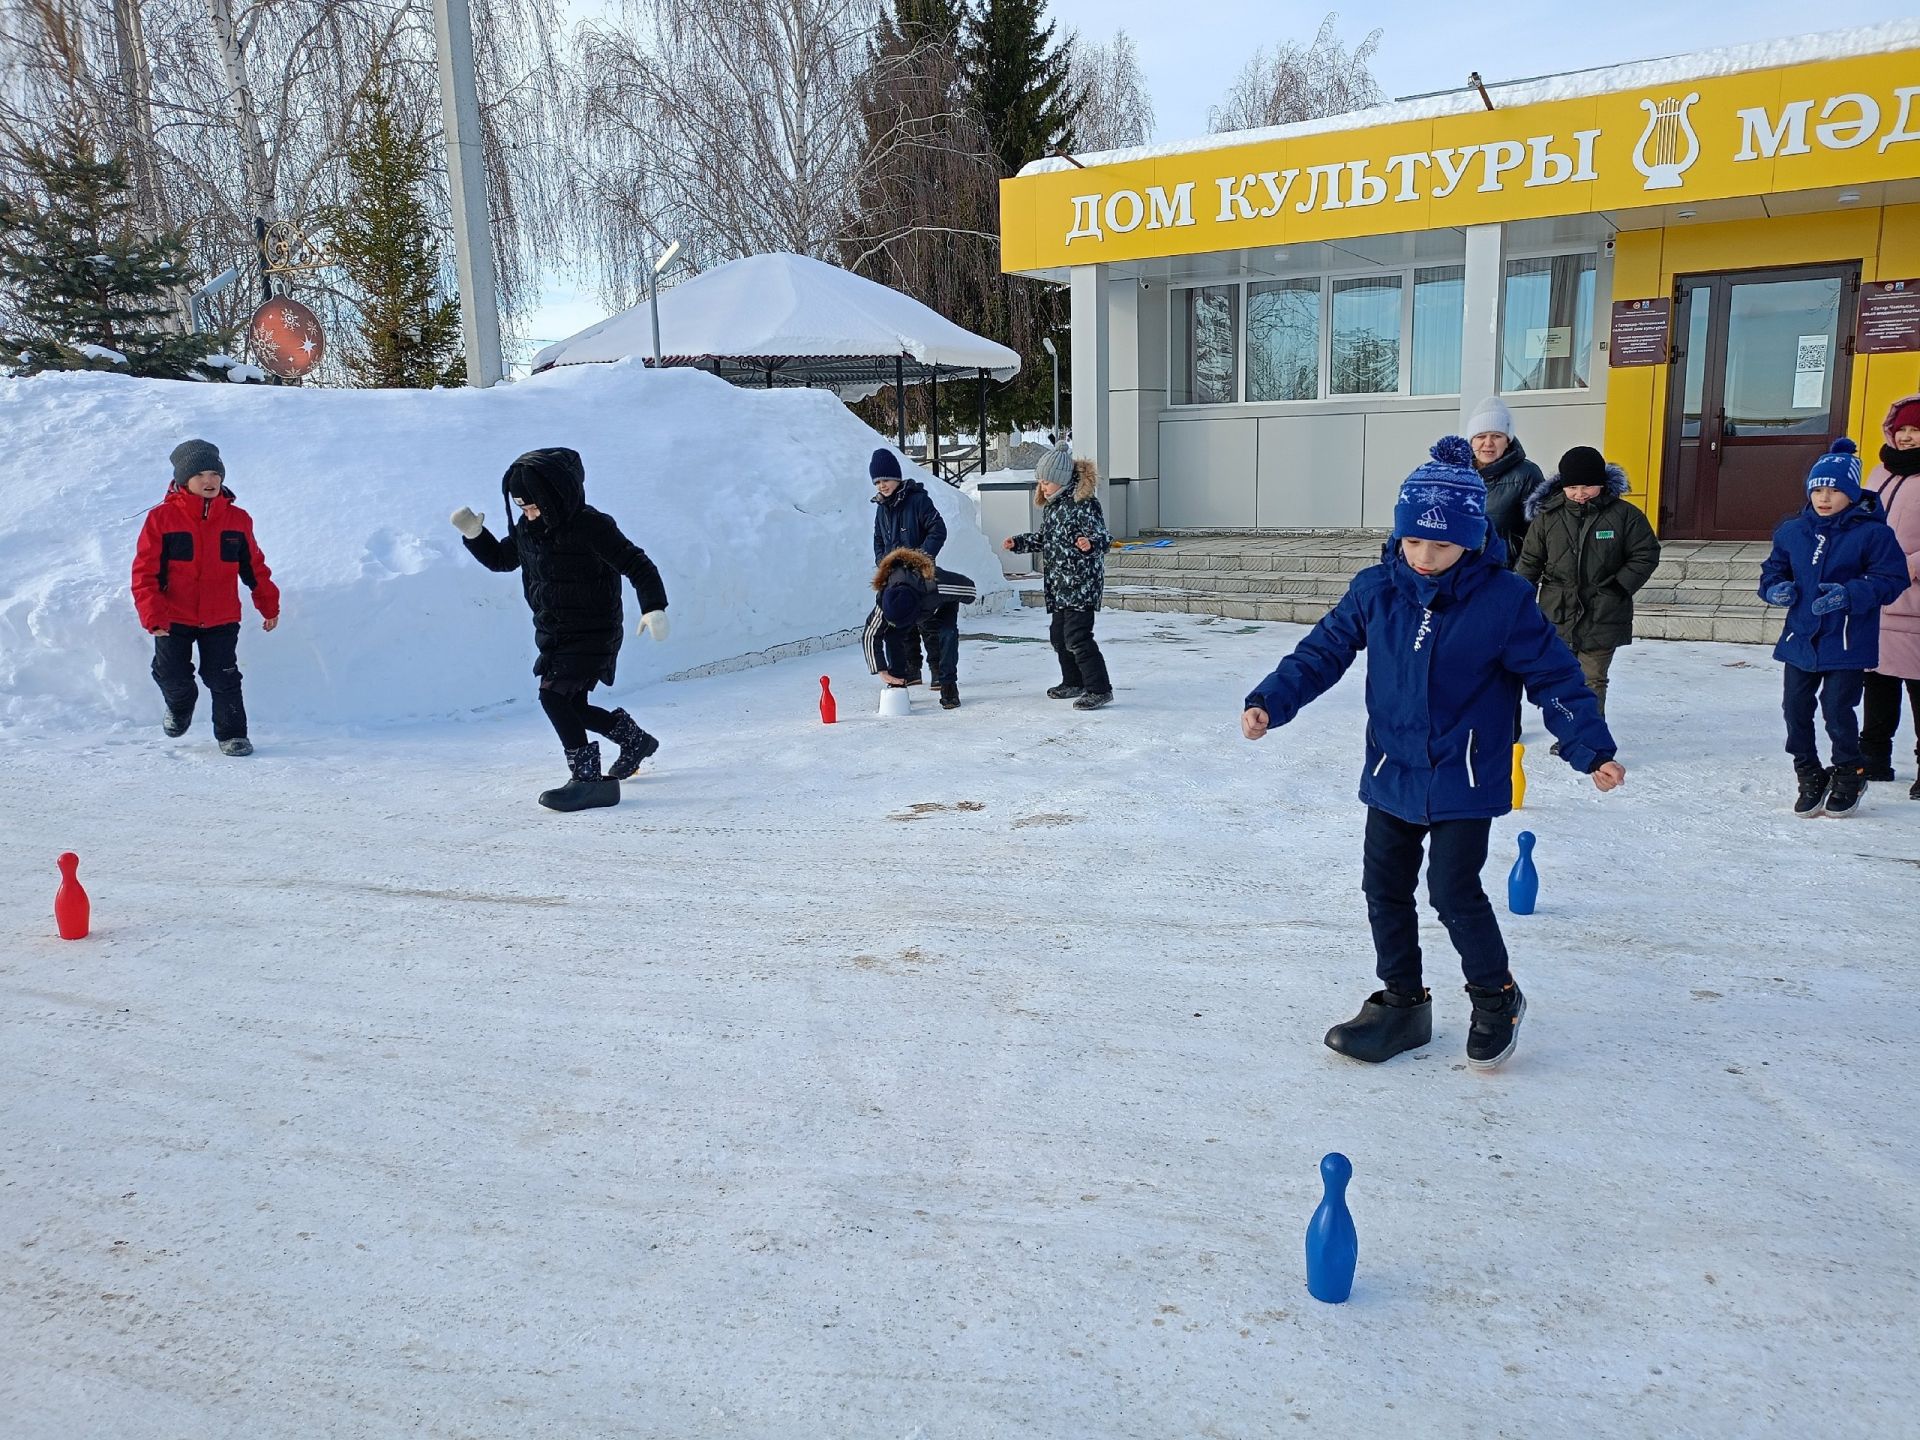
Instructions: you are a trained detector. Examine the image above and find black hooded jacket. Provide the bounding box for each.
[463,447,667,687]
[1477,441,1545,568]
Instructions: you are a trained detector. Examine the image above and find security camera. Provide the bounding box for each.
[1603,236,1616,256]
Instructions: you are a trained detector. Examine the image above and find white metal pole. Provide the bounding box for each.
[432,0,503,387]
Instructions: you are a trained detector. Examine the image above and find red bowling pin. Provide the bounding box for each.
[54,852,89,940]
[818,675,837,725]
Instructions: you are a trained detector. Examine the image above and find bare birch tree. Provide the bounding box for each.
[567,0,886,307]
[1207,11,1383,134]
[1067,27,1153,153]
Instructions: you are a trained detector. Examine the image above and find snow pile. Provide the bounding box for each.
[0,364,1008,730]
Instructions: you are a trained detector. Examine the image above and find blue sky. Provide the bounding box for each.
[520,2,1920,359]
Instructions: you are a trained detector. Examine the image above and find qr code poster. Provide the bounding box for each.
[1792,333,1829,410]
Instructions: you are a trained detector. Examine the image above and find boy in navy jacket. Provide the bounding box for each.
[1243,438,1625,1071]
[1758,438,1911,818]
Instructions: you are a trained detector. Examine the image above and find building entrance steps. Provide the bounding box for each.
[1014,532,1785,645]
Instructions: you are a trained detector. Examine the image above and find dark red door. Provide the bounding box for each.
[1661,264,1859,541]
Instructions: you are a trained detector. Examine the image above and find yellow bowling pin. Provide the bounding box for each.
[1511,742,1527,809]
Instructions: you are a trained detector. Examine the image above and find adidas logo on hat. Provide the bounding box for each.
[1417,507,1447,530]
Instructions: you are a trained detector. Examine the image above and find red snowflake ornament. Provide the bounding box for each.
[247,297,326,379]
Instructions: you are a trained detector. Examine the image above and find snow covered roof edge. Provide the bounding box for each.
[1018,22,1920,177]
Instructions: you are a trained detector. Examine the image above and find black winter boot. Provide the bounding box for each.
[1046,683,1084,700]
[540,742,620,812]
[1825,765,1867,818]
[1793,765,1831,818]
[939,682,960,709]
[219,737,253,757]
[1324,988,1432,1063]
[162,706,191,738]
[1072,690,1113,710]
[604,708,659,781]
[1862,738,1896,783]
[1465,981,1527,1070]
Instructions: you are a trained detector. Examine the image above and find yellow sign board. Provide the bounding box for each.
[1000,49,1920,272]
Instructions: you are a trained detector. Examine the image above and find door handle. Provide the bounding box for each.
[1711,406,1727,450]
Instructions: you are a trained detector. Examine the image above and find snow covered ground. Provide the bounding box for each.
[3,608,1916,1438]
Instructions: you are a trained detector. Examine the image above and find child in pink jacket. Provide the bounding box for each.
[1862,392,1920,798]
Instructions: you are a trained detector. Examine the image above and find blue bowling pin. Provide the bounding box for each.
[1508,830,1539,916]
[1305,1152,1357,1304]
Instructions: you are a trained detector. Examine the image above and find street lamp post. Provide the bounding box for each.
[1041,336,1060,439]
[647,239,681,370]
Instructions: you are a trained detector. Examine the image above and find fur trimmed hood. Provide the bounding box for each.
[1525,462,1629,521]
[872,545,935,591]
[1035,459,1098,505]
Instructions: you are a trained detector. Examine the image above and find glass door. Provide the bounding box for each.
[1661,264,1858,541]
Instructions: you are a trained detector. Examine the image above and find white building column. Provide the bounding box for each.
[1459,223,1504,421]
[1069,265,1112,519]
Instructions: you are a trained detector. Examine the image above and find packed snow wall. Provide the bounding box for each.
[0,363,1011,730]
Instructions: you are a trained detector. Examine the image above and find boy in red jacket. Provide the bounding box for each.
[130,439,280,755]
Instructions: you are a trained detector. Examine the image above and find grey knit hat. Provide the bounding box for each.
[170,438,224,486]
[1035,440,1075,489]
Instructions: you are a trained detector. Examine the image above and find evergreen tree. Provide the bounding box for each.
[959,0,1079,432]
[962,0,1078,177]
[0,119,224,379]
[326,72,465,389]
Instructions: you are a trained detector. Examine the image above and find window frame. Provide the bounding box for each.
[1166,256,1482,408]
[1496,245,1601,396]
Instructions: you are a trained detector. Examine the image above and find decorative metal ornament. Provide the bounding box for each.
[263,218,333,275]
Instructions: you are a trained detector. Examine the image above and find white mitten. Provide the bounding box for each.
[639,610,669,642]
[450,506,485,539]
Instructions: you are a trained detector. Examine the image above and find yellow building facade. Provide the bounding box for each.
[999,27,1920,541]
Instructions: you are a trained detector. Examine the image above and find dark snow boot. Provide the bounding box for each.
[219,737,253,756]
[604,708,659,781]
[1324,989,1432,1063]
[1793,765,1831,818]
[1824,765,1867,818]
[940,682,960,709]
[1047,683,1084,700]
[1862,739,1896,783]
[1465,981,1527,1071]
[162,707,191,738]
[539,742,620,813]
[1072,690,1114,711]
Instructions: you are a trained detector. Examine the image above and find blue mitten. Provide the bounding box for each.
[1762,580,1797,607]
[1810,582,1848,616]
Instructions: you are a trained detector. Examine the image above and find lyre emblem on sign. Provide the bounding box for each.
[1632,93,1700,190]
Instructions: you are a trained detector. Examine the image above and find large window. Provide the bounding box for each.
[1171,285,1239,405]
[1246,279,1321,402]
[1411,266,1465,396]
[1502,253,1596,392]
[1330,276,1402,396]
[1169,249,1598,406]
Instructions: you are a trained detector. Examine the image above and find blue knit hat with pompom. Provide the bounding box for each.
[1806,437,1862,504]
[1391,436,1488,550]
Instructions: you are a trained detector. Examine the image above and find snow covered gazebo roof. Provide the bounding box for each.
[529,252,1020,399]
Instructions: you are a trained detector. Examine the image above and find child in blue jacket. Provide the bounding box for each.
[1758,438,1911,818]
[1243,438,1625,1071]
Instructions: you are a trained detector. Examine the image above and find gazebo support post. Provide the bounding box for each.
[977,368,988,477]
[929,365,940,476]
[895,356,907,450]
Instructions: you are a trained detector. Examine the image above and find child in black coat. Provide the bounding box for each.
[452,447,668,811]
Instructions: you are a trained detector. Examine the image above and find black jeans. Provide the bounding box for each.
[1360,807,1511,993]
[1049,607,1110,693]
[1862,671,1920,759]
[1782,664,1866,772]
[538,680,616,753]
[875,604,959,685]
[152,623,247,741]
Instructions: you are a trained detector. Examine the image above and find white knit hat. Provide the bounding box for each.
[1466,397,1515,440]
